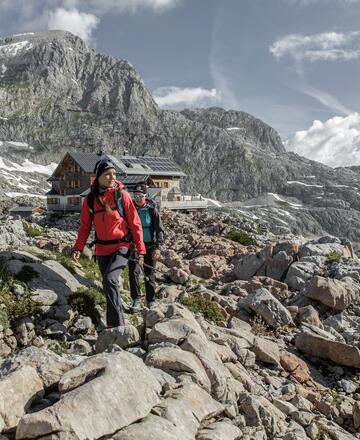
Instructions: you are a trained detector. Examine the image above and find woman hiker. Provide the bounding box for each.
[129,184,164,312]
[71,159,146,328]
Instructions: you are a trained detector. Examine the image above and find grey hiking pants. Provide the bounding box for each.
[129,246,156,303]
[97,248,128,327]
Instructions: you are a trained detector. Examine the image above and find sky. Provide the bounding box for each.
[0,0,360,167]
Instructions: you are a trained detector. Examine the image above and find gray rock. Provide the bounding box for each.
[285,261,321,291]
[95,325,140,353]
[234,246,272,280]
[16,351,162,440]
[302,276,358,311]
[0,365,43,430]
[196,421,243,440]
[0,346,78,388]
[238,287,294,328]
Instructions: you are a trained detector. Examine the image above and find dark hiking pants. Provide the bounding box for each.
[97,249,128,327]
[129,246,156,303]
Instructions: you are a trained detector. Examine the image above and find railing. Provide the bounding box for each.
[161,200,208,210]
[47,204,81,211]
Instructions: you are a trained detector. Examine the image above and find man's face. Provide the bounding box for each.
[133,192,146,206]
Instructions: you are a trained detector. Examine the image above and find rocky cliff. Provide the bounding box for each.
[1,31,360,240]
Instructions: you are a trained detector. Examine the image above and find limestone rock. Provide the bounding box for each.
[16,351,161,440]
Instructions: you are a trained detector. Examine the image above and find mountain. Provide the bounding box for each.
[1,31,360,241]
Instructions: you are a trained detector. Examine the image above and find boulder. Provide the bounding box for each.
[280,352,312,384]
[16,351,161,440]
[114,414,188,440]
[196,421,243,440]
[95,325,140,353]
[295,330,360,368]
[285,261,320,291]
[145,346,211,392]
[302,276,358,311]
[0,347,78,388]
[266,250,293,281]
[238,288,293,328]
[233,246,272,280]
[152,383,224,439]
[168,267,189,284]
[252,336,280,365]
[0,365,43,430]
[297,305,322,328]
[189,257,216,279]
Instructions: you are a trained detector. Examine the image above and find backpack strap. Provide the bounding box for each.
[87,189,132,246]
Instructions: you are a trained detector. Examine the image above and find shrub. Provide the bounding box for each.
[326,251,342,264]
[225,230,256,246]
[70,287,106,323]
[251,314,268,336]
[180,293,226,324]
[79,256,101,282]
[0,262,37,324]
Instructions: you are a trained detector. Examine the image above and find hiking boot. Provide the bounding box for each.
[147,301,156,310]
[130,298,141,313]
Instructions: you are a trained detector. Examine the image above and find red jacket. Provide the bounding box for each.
[74,180,146,256]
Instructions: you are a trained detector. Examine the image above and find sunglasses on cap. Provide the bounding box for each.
[133,194,145,200]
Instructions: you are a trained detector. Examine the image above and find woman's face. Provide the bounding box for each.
[98,168,116,188]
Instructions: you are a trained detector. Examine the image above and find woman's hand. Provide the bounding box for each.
[152,249,161,261]
[71,249,81,263]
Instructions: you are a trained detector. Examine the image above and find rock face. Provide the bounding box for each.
[2,32,360,240]
[16,351,162,440]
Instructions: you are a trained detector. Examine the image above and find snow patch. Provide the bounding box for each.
[202,197,222,207]
[0,156,57,175]
[0,64,7,76]
[0,40,33,56]
[287,180,324,188]
[5,192,46,199]
[267,192,303,208]
[13,32,34,37]
[226,127,242,131]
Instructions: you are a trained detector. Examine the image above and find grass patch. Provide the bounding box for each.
[180,293,226,324]
[70,287,106,323]
[15,265,39,283]
[326,251,342,264]
[22,221,42,238]
[0,262,37,324]
[251,314,269,336]
[49,252,76,274]
[225,230,256,246]
[78,256,101,282]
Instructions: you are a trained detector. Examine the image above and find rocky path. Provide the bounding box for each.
[0,210,360,439]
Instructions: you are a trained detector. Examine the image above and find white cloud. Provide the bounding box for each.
[48,8,99,43]
[299,86,353,115]
[153,86,220,108]
[270,31,360,62]
[285,113,360,167]
[0,0,181,43]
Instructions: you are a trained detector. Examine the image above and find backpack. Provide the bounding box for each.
[87,189,132,247]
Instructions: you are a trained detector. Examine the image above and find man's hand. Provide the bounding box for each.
[71,249,81,263]
[152,249,161,261]
[138,255,144,270]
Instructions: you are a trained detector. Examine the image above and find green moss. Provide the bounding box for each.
[0,309,9,330]
[23,221,42,238]
[180,293,226,324]
[15,265,39,283]
[70,287,106,323]
[326,251,342,264]
[225,230,256,246]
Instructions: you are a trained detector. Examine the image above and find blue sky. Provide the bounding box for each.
[1,0,360,166]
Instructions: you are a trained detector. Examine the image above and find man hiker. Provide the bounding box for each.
[129,184,164,312]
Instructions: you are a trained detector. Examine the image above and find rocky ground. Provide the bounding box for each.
[0,209,360,439]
